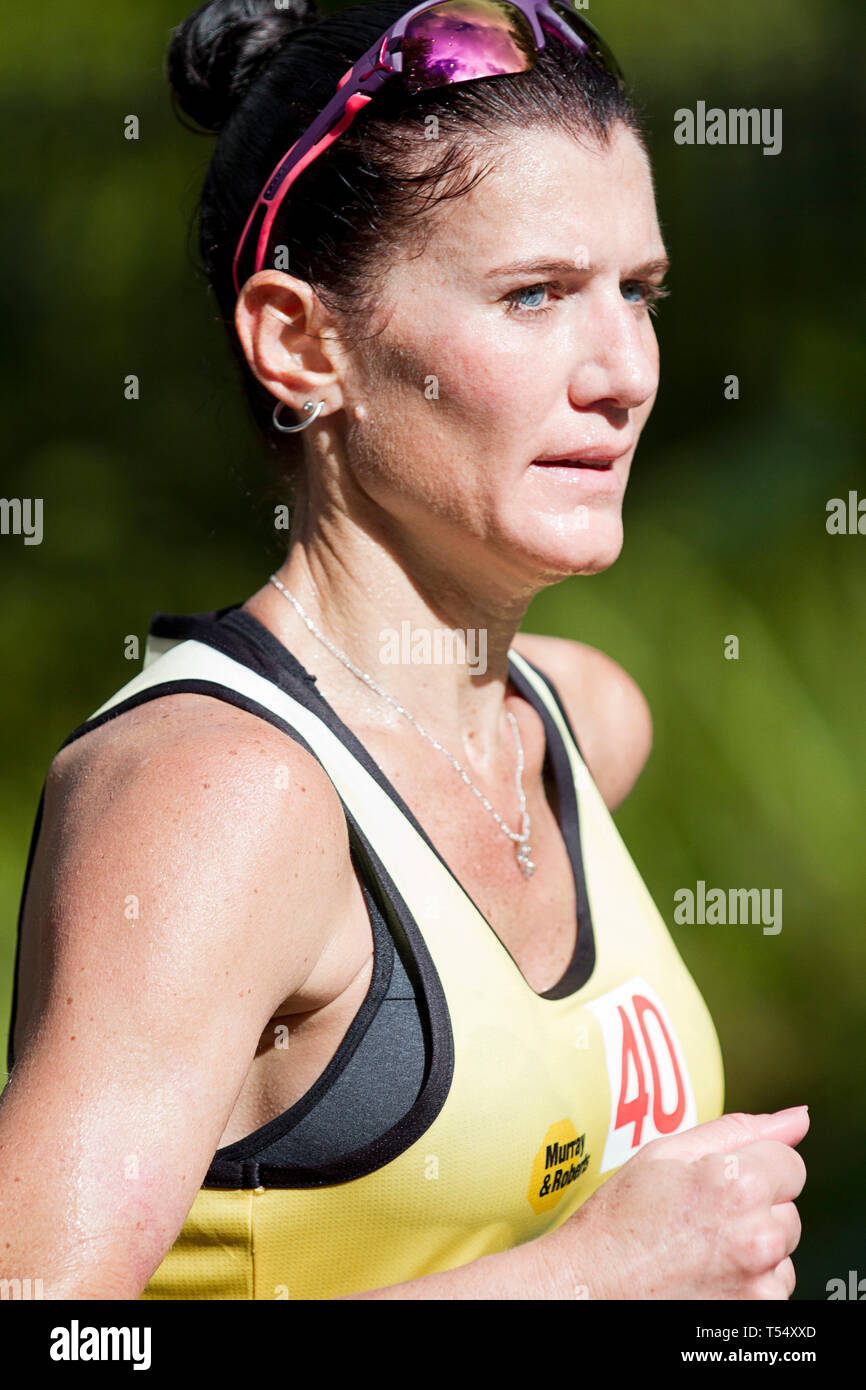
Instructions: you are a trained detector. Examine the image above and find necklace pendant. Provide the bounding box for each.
[516,842,536,877]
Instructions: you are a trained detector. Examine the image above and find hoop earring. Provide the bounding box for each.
[272,400,324,433]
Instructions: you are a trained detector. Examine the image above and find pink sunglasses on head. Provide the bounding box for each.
[232,0,625,294]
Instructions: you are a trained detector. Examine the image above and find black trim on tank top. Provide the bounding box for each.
[6,600,598,1188]
[504,655,597,998]
[205,823,453,1189]
[210,605,597,1001]
[203,873,398,1169]
[5,673,454,1187]
[5,788,46,1077]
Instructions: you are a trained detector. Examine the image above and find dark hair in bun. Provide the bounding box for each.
[166,1,646,484]
[168,0,318,133]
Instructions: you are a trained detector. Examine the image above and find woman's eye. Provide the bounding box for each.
[503,283,555,317]
[622,279,670,315]
[503,279,670,318]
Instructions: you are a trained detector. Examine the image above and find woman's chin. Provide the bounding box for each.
[510,511,624,579]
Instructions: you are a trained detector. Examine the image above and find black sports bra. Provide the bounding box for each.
[7,603,596,1187]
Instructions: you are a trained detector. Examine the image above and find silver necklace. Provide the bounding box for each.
[268,574,537,876]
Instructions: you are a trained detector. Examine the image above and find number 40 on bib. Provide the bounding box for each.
[586,975,697,1174]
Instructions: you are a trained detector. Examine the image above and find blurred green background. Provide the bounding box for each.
[1,0,864,1298]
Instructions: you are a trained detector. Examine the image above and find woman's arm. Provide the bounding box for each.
[1,696,807,1302]
[0,696,354,1299]
[340,1231,567,1300]
[342,1108,809,1301]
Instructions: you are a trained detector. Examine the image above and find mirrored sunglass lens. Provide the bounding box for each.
[401,0,537,92]
[548,2,624,87]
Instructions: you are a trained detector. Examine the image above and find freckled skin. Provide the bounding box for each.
[334,125,662,591]
[235,122,809,1303]
[235,121,665,814]
[1,121,807,1303]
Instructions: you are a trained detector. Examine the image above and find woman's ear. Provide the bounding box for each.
[234,270,345,415]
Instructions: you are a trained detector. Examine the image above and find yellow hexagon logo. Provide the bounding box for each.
[527,1118,589,1215]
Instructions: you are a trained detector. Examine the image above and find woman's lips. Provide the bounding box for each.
[533,459,613,470]
[531,446,632,469]
[527,449,629,493]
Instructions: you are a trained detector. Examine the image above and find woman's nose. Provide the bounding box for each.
[568,290,659,413]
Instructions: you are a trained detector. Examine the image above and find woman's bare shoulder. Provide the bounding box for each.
[49,689,340,818]
[511,632,653,811]
[30,691,355,1013]
[7,694,361,1294]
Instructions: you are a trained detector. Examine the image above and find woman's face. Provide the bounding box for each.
[336,121,668,592]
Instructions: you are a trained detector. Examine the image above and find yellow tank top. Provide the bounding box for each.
[75,604,724,1299]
